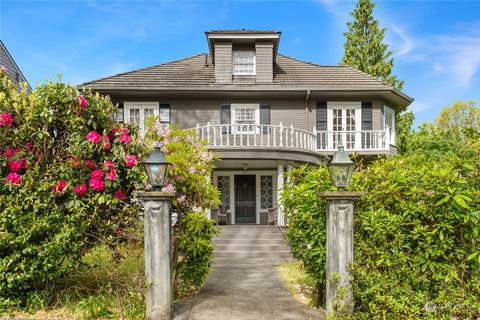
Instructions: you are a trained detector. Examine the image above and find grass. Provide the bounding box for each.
[2,244,146,319]
[277,260,319,308]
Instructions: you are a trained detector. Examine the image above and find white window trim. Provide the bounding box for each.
[124,102,159,133]
[231,103,260,134]
[384,105,396,146]
[232,51,256,75]
[326,101,361,132]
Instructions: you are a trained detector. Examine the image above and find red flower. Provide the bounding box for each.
[119,133,130,144]
[103,160,115,169]
[78,96,88,108]
[73,184,87,196]
[125,155,137,168]
[4,148,19,158]
[0,112,13,127]
[87,130,102,144]
[89,178,105,192]
[8,160,23,172]
[53,180,68,193]
[85,160,96,169]
[5,172,21,185]
[113,191,125,199]
[106,168,117,181]
[90,169,104,180]
[104,141,111,151]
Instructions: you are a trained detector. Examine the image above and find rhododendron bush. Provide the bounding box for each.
[0,70,149,307]
[145,123,220,298]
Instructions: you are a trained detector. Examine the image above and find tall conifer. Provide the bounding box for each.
[341,0,404,90]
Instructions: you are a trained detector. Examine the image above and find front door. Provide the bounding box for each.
[234,175,256,224]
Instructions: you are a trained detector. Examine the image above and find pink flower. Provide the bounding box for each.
[104,141,111,151]
[161,184,175,193]
[4,148,18,158]
[119,133,130,144]
[113,191,125,199]
[121,127,129,135]
[89,178,105,192]
[5,172,21,185]
[87,130,102,144]
[110,128,118,136]
[78,96,88,108]
[23,141,33,148]
[125,155,137,168]
[177,195,186,203]
[0,112,13,127]
[106,168,117,181]
[85,160,96,169]
[73,184,87,196]
[53,180,68,193]
[188,167,196,174]
[103,160,115,169]
[20,158,27,169]
[0,65,7,73]
[90,169,104,180]
[8,160,23,172]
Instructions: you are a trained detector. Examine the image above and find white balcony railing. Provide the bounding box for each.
[196,123,317,152]
[195,123,389,152]
[316,130,390,151]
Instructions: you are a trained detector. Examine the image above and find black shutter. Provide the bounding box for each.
[159,103,170,125]
[220,104,231,134]
[361,101,373,149]
[316,101,327,149]
[361,101,372,130]
[260,103,270,133]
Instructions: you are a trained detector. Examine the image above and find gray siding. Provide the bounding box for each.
[255,41,273,83]
[0,43,30,93]
[214,41,232,84]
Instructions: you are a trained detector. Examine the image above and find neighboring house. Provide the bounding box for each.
[81,29,413,226]
[0,40,32,94]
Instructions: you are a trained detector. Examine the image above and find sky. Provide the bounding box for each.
[1,0,480,126]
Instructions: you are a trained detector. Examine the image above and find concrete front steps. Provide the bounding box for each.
[213,225,292,260]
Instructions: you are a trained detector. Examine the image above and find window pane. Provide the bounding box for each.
[160,107,170,123]
[129,108,140,126]
[233,51,255,75]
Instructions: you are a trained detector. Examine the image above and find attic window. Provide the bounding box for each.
[233,51,255,75]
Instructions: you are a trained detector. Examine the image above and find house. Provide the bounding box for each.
[81,29,413,226]
[0,40,32,94]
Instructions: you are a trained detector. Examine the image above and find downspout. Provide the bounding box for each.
[305,89,311,130]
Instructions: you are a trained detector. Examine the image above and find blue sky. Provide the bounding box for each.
[2,0,480,126]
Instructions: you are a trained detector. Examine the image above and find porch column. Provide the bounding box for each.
[277,162,285,226]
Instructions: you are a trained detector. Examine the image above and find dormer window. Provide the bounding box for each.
[233,51,256,75]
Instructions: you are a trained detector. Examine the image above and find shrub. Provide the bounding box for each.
[0,70,149,309]
[282,128,480,318]
[146,124,220,298]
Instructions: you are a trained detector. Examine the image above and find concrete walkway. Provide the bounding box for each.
[174,255,325,319]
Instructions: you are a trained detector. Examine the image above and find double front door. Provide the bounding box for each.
[329,105,361,150]
[234,175,256,224]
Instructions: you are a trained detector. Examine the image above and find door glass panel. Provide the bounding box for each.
[332,108,357,149]
[217,176,231,211]
[260,175,273,209]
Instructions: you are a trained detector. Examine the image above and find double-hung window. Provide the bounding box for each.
[233,51,256,75]
[231,104,259,133]
[384,106,396,145]
[124,102,159,134]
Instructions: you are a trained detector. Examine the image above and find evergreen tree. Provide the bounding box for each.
[341,0,404,90]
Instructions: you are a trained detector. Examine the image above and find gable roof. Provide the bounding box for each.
[0,40,32,93]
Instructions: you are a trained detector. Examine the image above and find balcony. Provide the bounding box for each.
[195,123,390,153]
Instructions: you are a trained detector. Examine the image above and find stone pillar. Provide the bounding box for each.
[135,191,175,320]
[319,191,363,316]
[277,162,285,226]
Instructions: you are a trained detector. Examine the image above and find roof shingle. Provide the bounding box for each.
[80,53,397,92]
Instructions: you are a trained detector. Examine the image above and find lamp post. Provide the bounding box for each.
[135,147,174,320]
[319,143,363,316]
